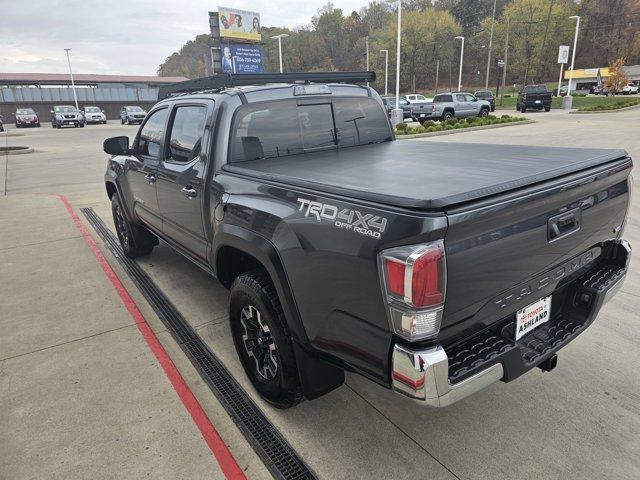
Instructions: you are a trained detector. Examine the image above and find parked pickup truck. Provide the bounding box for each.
[429,92,492,120]
[103,72,632,409]
[517,85,553,112]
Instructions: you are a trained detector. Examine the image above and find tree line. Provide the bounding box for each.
[158,0,640,93]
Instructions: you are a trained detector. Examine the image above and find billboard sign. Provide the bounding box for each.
[218,6,261,42]
[558,45,570,64]
[221,44,264,74]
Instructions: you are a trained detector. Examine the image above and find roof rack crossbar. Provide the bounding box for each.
[158,71,375,100]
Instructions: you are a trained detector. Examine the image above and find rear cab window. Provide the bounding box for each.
[230,97,391,163]
[524,85,549,94]
[434,94,453,102]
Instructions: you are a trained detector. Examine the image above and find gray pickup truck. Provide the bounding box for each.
[103,72,632,409]
[430,92,492,120]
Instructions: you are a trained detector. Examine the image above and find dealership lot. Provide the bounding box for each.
[1,110,639,479]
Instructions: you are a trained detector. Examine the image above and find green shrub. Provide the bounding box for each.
[501,114,510,119]
[413,126,426,134]
[422,120,435,127]
[396,122,408,131]
[445,118,459,126]
[465,117,476,124]
[487,114,497,120]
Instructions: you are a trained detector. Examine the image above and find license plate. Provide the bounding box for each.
[535,100,541,104]
[420,114,426,118]
[515,296,551,340]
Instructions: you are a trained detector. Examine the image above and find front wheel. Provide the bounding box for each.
[478,108,489,117]
[520,105,527,113]
[111,195,158,258]
[545,106,551,112]
[230,270,303,409]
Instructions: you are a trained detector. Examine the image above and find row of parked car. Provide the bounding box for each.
[380,90,496,122]
[0,105,148,130]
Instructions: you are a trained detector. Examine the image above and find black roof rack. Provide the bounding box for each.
[157,71,376,100]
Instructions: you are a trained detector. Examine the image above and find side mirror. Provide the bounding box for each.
[104,136,131,156]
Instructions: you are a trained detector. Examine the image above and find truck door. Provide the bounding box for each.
[125,106,168,232]
[455,93,470,116]
[465,93,480,114]
[155,101,212,260]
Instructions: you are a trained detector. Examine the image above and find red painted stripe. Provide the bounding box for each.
[57,195,246,480]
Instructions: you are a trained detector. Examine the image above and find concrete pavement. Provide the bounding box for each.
[1,109,639,479]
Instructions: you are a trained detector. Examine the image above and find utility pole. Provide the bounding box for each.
[366,36,370,87]
[500,17,510,107]
[485,0,498,89]
[435,59,440,94]
[380,49,389,96]
[64,48,79,111]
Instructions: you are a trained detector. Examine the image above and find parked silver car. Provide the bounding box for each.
[120,106,147,125]
[81,106,107,124]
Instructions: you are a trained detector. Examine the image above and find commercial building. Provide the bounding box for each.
[0,73,188,120]
[564,65,640,92]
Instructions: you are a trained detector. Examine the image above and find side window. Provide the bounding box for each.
[136,108,168,159]
[465,94,476,102]
[455,94,466,102]
[167,105,207,163]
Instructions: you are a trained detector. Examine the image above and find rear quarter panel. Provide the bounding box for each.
[213,172,447,384]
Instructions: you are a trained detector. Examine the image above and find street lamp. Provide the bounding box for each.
[485,0,498,89]
[564,15,580,109]
[380,49,389,96]
[455,36,464,92]
[64,48,79,111]
[270,34,289,73]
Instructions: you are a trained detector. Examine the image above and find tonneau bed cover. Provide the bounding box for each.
[224,141,629,210]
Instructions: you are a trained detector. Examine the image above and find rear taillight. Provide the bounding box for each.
[379,241,446,341]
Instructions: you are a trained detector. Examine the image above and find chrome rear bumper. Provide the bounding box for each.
[392,344,503,407]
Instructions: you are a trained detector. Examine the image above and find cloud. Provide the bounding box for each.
[0,0,370,75]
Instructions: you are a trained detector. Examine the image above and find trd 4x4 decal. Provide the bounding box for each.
[297,198,387,239]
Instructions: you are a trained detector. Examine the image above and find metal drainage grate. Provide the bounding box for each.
[81,208,316,480]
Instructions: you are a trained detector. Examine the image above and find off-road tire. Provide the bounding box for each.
[229,269,303,409]
[111,195,158,258]
[478,108,489,117]
[545,106,551,112]
[520,105,527,113]
[442,110,453,121]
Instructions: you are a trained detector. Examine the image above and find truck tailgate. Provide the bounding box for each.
[439,156,632,343]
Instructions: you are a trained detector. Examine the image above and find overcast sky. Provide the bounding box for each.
[0,0,371,76]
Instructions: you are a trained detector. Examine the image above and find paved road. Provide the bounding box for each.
[1,109,639,479]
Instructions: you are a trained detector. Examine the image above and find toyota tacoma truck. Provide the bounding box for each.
[103,72,632,409]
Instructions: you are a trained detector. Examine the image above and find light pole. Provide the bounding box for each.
[270,34,289,73]
[563,15,580,109]
[390,0,403,126]
[485,0,498,89]
[380,49,389,96]
[455,36,464,92]
[64,48,79,111]
[365,36,370,87]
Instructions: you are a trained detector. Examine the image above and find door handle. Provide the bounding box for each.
[145,173,156,184]
[181,186,197,198]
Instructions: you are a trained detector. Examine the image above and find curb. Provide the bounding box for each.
[0,147,34,155]
[570,103,640,114]
[396,119,535,139]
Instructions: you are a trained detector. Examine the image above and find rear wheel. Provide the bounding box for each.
[230,270,303,409]
[111,195,158,258]
[441,110,453,121]
[545,106,551,112]
[520,105,527,113]
[478,108,489,117]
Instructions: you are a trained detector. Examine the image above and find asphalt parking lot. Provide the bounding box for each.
[1,109,639,480]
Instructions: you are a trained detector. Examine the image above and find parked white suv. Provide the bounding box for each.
[622,83,639,95]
